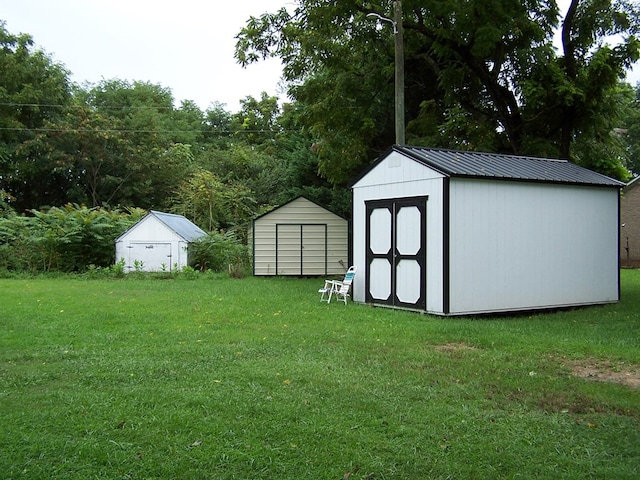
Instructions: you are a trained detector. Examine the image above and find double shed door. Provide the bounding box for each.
[125,242,172,272]
[276,224,327,275]
[365,197,427,309]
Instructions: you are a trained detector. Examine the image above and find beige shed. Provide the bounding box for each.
[621,176,640,267]
[250,196,349,276]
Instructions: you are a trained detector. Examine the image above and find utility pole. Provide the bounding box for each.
[367,1,405,145]
[394,0,405,145]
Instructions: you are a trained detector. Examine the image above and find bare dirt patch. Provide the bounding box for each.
[433,342,479,353]
[563,358,640,389]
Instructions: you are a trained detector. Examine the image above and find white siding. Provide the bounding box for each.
[353,150,620,315]
[352,151,446,312]
[448,179,619,314]
[115,215,188,272]
[253,197,348,276]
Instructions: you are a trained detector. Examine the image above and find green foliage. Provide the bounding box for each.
[271,104,353,217]
[111,257,126,278]
[177,264,199,280]
[621,82,640,175]
[0,20,343,218]
[0,213,33,271]
[231,92,281,147]
[198,142,288,209]
[569,81,635,181]
[0,204,144,273]
[0,189,16,217]
[169,169,256,234]
[190,231,250,275]
[195,101,236,151]
[17,103,135,208]
[0,21,73,212]
[235,0,640,182]
[20,80,200,210]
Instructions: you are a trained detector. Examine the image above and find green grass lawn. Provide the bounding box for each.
[1,271,639,479]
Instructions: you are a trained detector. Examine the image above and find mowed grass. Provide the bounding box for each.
[1,271,639,479]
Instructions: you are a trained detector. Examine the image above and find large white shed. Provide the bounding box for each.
[251,196,349,276]
[115,211,207,272]
[351,146,623,315]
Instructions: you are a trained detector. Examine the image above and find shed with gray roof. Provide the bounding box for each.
[115,210,207,272]
[351,146,623,315]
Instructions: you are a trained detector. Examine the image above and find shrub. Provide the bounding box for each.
[111,258,126,278]
[0,205,145,274]
[190,231,249,274]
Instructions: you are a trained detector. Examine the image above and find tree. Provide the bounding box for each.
[169,169,256,233]
[18,79,204,209]
[199,143,286,208]
[203,102,234,149]
[236,1,640,183]
[0,21,72,211]
[231,92,281,147]
[274,102,352,217]
[17,92,141,208]
[620,82,640,175]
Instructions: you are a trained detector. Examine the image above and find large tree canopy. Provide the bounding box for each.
[0,19,352,220]
[0,21,73,208]
[235,0,640,183]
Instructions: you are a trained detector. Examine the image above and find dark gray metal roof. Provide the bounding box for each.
[150,211,207,242]
[395,146,624,187]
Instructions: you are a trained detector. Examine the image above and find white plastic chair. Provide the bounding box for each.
[319,266,357,304]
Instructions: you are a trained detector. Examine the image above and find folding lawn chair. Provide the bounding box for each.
[318,266,357,304]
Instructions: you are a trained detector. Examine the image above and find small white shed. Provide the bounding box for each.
[351,146,623,315]
[115,210,207,272]
[251,196,349,276]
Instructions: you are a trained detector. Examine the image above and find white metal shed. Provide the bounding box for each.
[251,196,349,276]
[115,211,207,272]
[351,146,623,315]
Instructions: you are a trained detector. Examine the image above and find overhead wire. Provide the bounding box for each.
[0,102,288,134]
[0,102,208,110]
[0,127,282,134]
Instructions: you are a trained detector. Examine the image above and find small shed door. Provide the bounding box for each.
[276,224,327,275]
[126,242,172,272]
[365,197,426,309]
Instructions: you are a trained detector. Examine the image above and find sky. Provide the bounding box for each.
[0,0,289,111]
[1,0,638,113]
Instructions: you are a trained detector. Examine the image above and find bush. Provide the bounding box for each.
[190,231,249,275]
[0,205,145,274]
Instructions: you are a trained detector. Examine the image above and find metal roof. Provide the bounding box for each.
[149,211,207,242]
[625,175,640,191]
[394,146,624,187]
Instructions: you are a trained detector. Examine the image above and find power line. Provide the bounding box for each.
[0,102,289,134]
[0,102,195,111]
[0,126,285,134]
